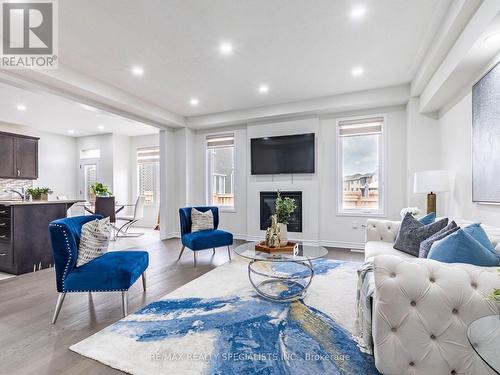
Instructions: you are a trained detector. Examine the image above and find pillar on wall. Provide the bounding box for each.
[405,97,441,211]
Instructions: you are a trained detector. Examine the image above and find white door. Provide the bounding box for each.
[79,158,99,202]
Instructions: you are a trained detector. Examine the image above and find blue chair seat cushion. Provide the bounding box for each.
[182,229,233,251]
[63,251,149,292]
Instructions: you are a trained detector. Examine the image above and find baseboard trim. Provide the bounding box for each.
[319,240,365,251]
[161,232,365,251]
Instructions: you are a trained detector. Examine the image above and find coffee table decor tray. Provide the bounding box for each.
[255,241,298,254]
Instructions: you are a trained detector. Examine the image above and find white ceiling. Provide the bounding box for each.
[0,81,158,137]
[58,0,452,117]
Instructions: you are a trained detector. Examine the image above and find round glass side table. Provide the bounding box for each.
[234,242,328,302]
[467,314,500,374]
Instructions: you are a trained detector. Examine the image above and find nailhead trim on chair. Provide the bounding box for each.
[50,223,129,293]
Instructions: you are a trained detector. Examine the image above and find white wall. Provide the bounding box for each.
[0,122,77,198]
[113,134,131,205]
[246,118,319,243]
[438,92,500,226]
[406,97,441,210]
[188,108,408,248]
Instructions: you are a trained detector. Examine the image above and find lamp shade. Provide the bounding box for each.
[414,170,450,193]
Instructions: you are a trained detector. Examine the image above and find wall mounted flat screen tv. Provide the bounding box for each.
[251,133,315,175]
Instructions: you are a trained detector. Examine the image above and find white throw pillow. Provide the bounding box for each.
[76,217,111,267]
[191,208,214,232]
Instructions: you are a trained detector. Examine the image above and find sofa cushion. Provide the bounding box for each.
[463,223,498,256]
[419,221,458,258]
[191,207,214,232]
[418,212,436,225]
[393,213,449,256]
[182,229,233,251]
[365,241,415,262]
[428,229,500,267]
[76,217,111,267]
[64,251,149,292]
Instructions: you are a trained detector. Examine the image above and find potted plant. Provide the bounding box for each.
[275,191,297,246]
[90,183,112,197]
[27,187,53,201]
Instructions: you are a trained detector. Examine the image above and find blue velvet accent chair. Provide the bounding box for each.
[48,215,149,323]
[178,206,233,267]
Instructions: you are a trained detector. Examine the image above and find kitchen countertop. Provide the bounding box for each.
[0,199,84,206]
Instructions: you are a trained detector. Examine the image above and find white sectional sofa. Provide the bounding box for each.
[364,218,500,375]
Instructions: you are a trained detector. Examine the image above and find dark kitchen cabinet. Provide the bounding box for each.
[0,131,39,179]
[0,135,15,178]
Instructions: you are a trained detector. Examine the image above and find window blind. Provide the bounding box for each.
[137,147,160,163]
[206,134,234,149]
[338,117,383,137]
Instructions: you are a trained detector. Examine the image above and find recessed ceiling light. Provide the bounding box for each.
[16,104,26,111]
[350,5,367,20]
[97,125,105,130]
[484,32,500,44]
[80,104,97,112]
[219,42,233,56]
[258,85,270,94]
[189,98,199,106]
[131,66,144,76]
[351,67,364,77]
[68,129,75,134]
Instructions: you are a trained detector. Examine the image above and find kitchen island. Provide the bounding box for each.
[0,200,84,275]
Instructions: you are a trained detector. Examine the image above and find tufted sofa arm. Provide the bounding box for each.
[366,219,400,242]
[372,255,500,375]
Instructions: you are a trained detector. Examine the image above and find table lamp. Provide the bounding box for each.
[413,170,450,214]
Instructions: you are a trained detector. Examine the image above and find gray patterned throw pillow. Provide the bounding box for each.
[76,217,111,267]
[418,221,459,258]
[393,213,449,256]
[191,208,214,232]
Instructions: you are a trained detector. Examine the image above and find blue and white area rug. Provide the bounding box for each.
[70,258,380,375]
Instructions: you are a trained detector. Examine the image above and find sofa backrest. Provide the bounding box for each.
[366,217,500,254]
[366,219,400,242]
[49,215,103,292]
[178,206,219,236]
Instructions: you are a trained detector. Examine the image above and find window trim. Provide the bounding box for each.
[205,133,236,212]
[336,114,386,217]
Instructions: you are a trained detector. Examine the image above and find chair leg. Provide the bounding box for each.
[141,272,146,291]
[178,245,186,261]
[51,292,66,324]
[122,291,128,317]
[227,246,232,261]
[193,251,198,267]
[213,248,216,255]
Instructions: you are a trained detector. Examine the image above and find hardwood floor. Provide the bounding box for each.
[0,237,363,375]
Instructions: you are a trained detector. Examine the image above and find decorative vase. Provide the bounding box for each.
[40,193,48,201]
[278,223,288,246]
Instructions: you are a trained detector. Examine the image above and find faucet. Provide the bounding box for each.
[5,188,27,201]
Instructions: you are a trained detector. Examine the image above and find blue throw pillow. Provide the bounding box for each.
[418,212,436,225]
[463,223,497,256]
[428,229,500,267]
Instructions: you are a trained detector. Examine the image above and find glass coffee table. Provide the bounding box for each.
[234,242,328,302]
[467,314,500,374]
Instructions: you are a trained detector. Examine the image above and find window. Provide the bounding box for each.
[337,116,384,215]
[80,148,101,159]
[206,134,235,209]
[137,147,160,205]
